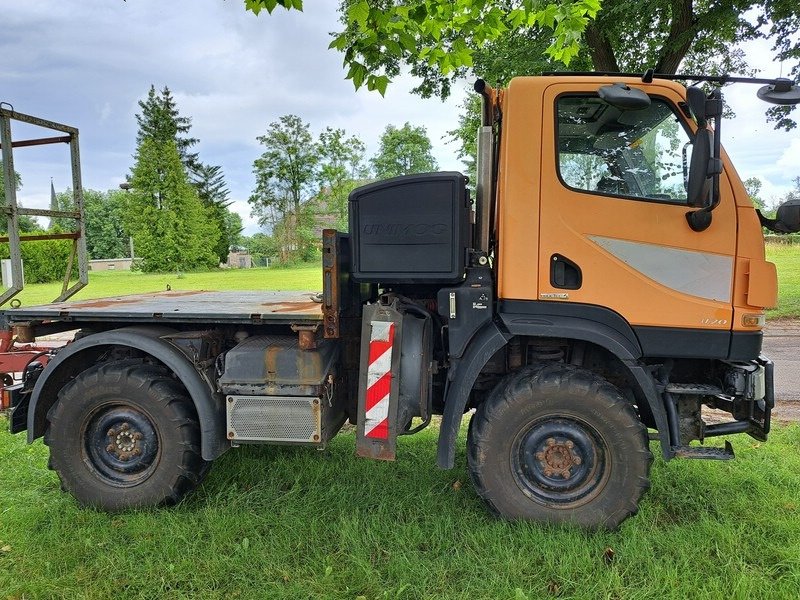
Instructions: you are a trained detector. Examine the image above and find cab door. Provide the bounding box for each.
[536,81,737,356]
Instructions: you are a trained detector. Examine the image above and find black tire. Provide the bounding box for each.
[44,360,209,511]
[467,363,652,529]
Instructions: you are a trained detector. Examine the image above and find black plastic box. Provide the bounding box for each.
[349,172,470,283]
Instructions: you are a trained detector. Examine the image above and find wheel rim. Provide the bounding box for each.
[511,416,608,507]
[83,404,160,487]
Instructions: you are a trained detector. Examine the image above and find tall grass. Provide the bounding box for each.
[1,414,799,599]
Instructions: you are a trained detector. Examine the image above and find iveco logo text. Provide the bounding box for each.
[362,223,447,236]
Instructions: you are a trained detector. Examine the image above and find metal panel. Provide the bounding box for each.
[475,125,494,253]
[226,395,321,443]
[3,290,323,326]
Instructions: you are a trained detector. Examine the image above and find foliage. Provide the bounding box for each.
[249,115,319,262]
[328,0,600,95]
[192,163,241,263]
[315,127,368,230]
[125,139,219,272]
[371,122,438,179]
[135,85,200,174]
[241,232,280,263]
[54,189,130,260]
[0,236,73,284]
[744,176,766,211]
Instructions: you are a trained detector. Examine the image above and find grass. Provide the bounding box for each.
[8,264,323,308]
[766,243,800,319]
[1,415,799,599]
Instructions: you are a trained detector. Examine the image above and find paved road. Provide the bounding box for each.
[763,319,800,421]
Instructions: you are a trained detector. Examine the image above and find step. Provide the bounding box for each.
[665,383,725,396]
[671,440,734,460]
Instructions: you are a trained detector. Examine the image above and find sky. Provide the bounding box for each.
[1,0,798,236]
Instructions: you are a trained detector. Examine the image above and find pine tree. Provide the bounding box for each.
[125,139,219,272]
[192,163,242,263]
[135,85,200,174]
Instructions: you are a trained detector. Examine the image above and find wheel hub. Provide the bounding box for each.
[536,437,582,478]
[106,422,144,461]
[84,405,160,486]
[512,417,607,506]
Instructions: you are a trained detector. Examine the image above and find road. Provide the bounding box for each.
[764,319,800,421]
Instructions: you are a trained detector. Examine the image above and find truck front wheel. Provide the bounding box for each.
[45,360,209,511]
[467,363,651,529]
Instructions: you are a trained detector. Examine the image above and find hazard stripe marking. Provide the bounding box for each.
[364,321,395,439]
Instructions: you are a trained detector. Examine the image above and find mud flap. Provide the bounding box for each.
[355,298,431,460]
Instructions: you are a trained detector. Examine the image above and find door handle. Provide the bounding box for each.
[550,254,582,289]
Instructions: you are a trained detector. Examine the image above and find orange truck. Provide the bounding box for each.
[2,72,799,529]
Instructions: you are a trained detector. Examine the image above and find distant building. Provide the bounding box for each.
[227,250,252,269]
[89,258,133,271]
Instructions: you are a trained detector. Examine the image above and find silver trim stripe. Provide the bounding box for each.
[588,236,733,302]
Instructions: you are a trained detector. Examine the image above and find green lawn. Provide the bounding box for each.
[1,415,799,599]
[767,243,800,319]
[7,264,323,307]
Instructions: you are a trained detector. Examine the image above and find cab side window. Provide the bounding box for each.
[557,95,692,204]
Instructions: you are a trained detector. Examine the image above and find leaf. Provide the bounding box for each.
[241,537,250,550]
[1,545,11,552]
[328,33,349,52]
[348,1,370,28]
[324,565,333,576]
[371,75,390,97]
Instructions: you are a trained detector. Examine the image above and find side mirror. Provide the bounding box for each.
[686,129,712,208]
[759,199,800,233]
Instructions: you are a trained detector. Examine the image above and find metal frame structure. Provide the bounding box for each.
[0,106,88,306]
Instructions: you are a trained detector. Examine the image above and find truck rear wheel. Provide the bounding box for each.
[467,363,651,529]
[45,360,209,511]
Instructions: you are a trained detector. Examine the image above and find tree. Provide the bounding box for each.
[55,189,130,259]
[249,115,319,262]
[316,127,368,230]
[125,138,219,272]
[135,85,200,174]
[192,163,242,263]
[744,177,766,211]
[245,1,600,92]
[371,123,438,179]
[243,2,799,126]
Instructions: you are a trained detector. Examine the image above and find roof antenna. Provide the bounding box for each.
[641,68,654,83]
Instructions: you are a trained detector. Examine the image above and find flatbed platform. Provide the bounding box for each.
[1,290,323,326]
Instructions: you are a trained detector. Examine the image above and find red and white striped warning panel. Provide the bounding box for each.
[364,320,395,439]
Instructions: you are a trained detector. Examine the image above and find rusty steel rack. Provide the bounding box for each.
[0,105,88,306]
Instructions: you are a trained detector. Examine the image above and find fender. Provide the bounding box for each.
[498,304,671,458]
[27,326,228,461]
[436,308,673,469]
[436,321,511,469]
